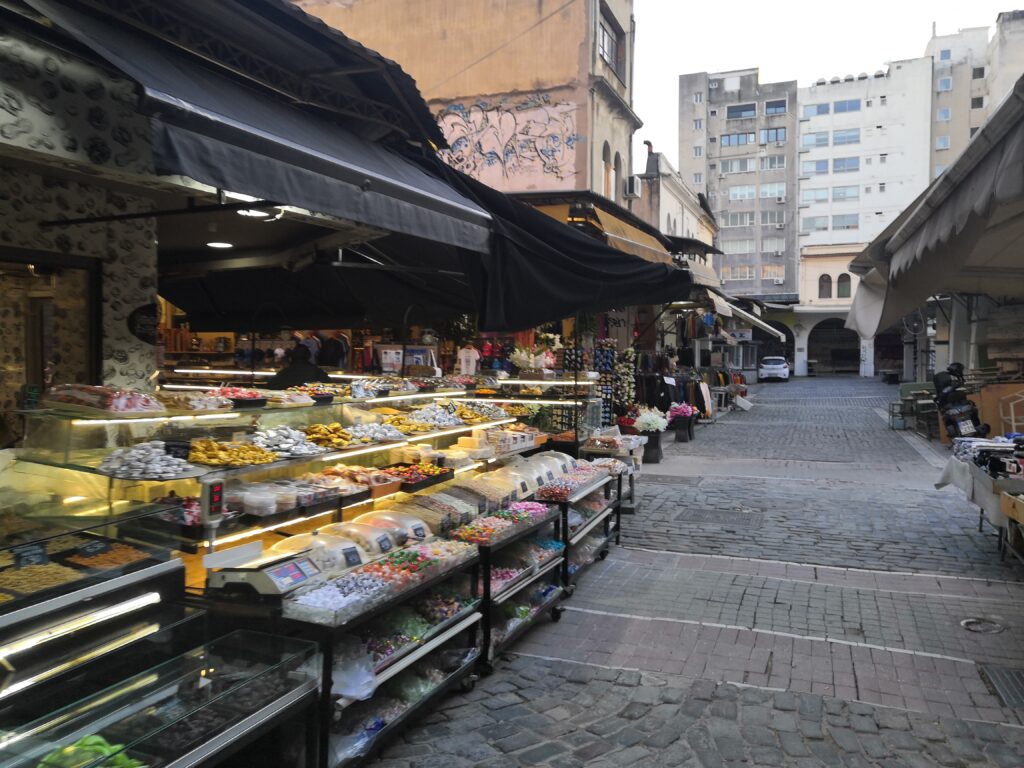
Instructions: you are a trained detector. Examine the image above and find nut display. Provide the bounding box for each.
[43,384,165,414]
[305,422,354,448]
[98,441,196,479]
[188,439,277,467]
[349,422,405,442]
[65,543,150,569]
[155,391,231,412]
[251,426,324,456]
[0,563,82,594]
[206,386,261,400]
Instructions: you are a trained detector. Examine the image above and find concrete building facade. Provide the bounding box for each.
[677,69,799,303]
[298,0,641,202]
[633,148,717,244]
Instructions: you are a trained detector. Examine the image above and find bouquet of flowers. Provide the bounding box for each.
[633,407,669,433]
[617,405,640,430]
[668,402,697,422]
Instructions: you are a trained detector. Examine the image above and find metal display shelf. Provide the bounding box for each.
[554,473,623,593]
[569,504,617,547]
[490,586,565,658]
[476,513,565,667]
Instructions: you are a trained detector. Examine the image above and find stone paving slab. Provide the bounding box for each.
[369,656,1024,768]
[559,555,1024,666]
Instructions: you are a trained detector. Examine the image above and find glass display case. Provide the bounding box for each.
[0,630,320,768]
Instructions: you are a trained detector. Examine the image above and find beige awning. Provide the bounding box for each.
[681,257,721,288]
[728,302,786,342]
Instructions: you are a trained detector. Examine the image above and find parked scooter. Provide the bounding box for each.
[932,363,989,438]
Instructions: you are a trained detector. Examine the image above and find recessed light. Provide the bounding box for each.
[237,209,270,218]
[206,242,233,249]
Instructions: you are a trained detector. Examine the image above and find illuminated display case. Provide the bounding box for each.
[0,630,321,768]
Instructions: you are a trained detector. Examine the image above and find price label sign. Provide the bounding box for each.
[460,510,472,524]
[412,525,426,539]
[520,481,529,494]
[535,476,545,488]
[342,547,362,567]
[77,539,112,557]
[561,463,569,474]
[546,470,555,481]
[376,535,392,552]
[13,543,48,568]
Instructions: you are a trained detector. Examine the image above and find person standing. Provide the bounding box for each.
[318,331,350,369]
[264,345,332,389]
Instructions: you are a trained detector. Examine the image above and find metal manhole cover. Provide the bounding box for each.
[980,665,1024,708]
[674,509,764,528]
[961,618,1006,634]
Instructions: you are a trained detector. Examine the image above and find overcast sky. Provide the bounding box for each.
[631,0,1011,172]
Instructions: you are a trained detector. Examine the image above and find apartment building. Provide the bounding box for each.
[925,12,1024,179]
[677,69,798,302]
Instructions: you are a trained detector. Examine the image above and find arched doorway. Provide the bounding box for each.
[752,321,794,362]
[808,318,860,374]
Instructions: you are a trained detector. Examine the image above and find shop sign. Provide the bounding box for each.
[127,303,159,346]
[731,327,753,342]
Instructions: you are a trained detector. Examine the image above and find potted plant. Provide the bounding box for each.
[668,402,697,442]
[633,407,668,463]
[617,405,640,435]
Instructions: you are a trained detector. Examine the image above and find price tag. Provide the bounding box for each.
[536,476,544,488]
[510,490,518,502]
[376,535,392,552]
[77,539,112,557]
[412,525,427,539]
[520,480,529,494]
[342,547,362,567]
[664,376,676,386]
[560,463,569,474]
[546,470,555,481]
[13,543,48,568]
[460,510,472,524]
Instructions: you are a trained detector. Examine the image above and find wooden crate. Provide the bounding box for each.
[1000,492,1024,524]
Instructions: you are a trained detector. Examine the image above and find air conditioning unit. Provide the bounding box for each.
[773,250,784,257]
[718,174,727,180]
[775,141,785,147]
[774,223,785,230]
[772,278,785,285]
[623,175,642,199]
[776,196,786,204]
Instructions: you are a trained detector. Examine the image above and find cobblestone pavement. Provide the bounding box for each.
[368,378,1024,766]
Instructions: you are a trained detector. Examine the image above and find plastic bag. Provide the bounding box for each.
[331,637,376,700]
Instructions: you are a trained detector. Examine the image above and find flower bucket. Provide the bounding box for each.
[641,431,663,463]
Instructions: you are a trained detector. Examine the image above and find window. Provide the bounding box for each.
[833,128,860,145]
[759,127,787,144]
[865,99,872,108]
[721,158,757,174]
[935,135,950,150]
[722,265,756,280]
[801,188,829,203]
[598,15,624,78]
[935,165,947,177]
[879,95,887,106]
[765,99,787,115]
[802,216,829,232]
[762,237,785,252]
[693,172,704,185]
[727,103,757,119]
[761,210,785,225]
[760,154,786,171]
[878,182,886,193]
[937,107,951,121]
[722,211,755,227]
[721,239,755,255]
[833,156,859,173]
[602,142,612,199]
[832,185,859,201]
[693,118,703,131]
[837,273,852,298]
[818,274,833,298]
[801,159,829,176]
[940,48,952,61]
[834,99,861,113]
[708,137,717,143]
[973,66,986,79]
[802,131,829,148]
[971,96,984,109]
[709,109,717,116]
[937,77,952,92]
[720,132,756,147]
[693,92,703,103]
[803,103,829,118]
[759,182,786,199]
[729,185,756,201]
[761,263,785,280]
[865,185,872,194]
[832,213,859,230]
[879,153,887,164]
[693,145,703,157]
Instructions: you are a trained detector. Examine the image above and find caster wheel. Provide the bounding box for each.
[551,606,564,622]
[598,549,609,560]
[460,675,478,692]
[563,584,576,597]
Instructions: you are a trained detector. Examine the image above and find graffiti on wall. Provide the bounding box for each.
[438,94,579,190]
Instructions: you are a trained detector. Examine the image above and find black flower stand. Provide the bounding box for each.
[641,431,664,463]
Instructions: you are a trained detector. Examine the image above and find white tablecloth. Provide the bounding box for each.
[936,457,1024,528]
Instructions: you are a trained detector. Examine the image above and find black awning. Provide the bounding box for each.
[666,236,723,256]
[417,162,698,330]
[29,0,491,254]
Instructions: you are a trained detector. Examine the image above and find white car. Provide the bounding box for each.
[757,356,790,382]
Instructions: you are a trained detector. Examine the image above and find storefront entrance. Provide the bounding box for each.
[808,317,861,374]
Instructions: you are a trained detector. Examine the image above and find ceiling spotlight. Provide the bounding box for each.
[237,209,270,218]
[206,242,233,249]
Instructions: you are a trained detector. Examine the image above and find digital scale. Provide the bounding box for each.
[205,541,322,596]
